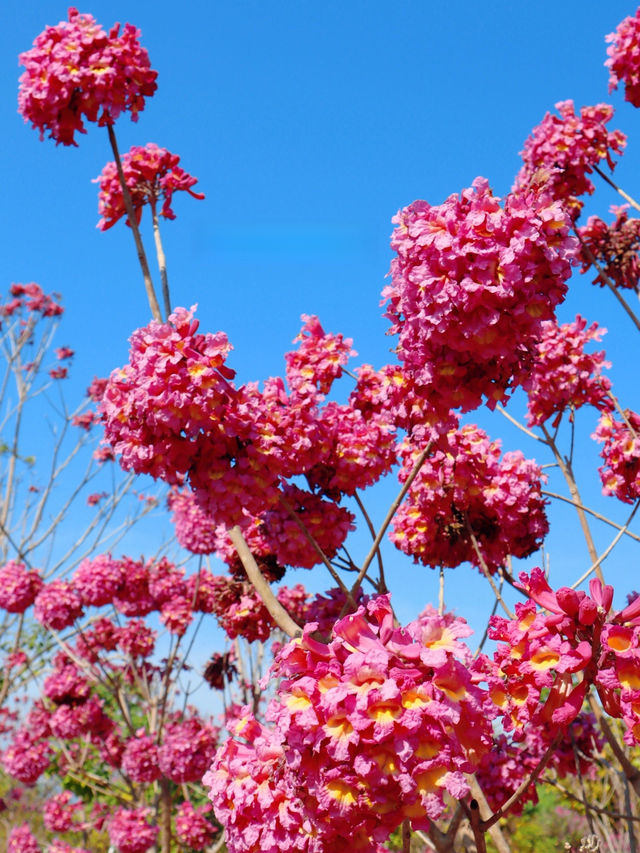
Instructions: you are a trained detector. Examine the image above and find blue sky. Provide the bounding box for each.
[3,2,640,638]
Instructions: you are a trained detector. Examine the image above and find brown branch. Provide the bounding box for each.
[106,124,162,322]
[229,526,301,638]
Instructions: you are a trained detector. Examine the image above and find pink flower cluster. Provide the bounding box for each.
[514,100,626,216]
[205,597,494,851]
[606,9,640,107]
[103,309,396,529]
[175,801,216,850]
[487,570,640,745]
[593,409,640,503]
[0,561,42,612]
[168,488,219,554]
[285,314,355,395]
[578,207,640,291]
[18,8,157,146]
[108,807,158,853]
[524,315,612,427]
[95,143,204,230]
[383,178,577,415]
[2,283,63,319]
[390,425,548,572]
[7,824,40,853]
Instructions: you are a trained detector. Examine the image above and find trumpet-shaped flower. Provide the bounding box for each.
[19,8,157,145]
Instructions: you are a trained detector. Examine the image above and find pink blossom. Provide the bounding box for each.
[383,178,577,415]
[87,491,108,506]
[168,487,218,553]
[55,346,74,360]
[260,484,355,569]
[73,412,100,430]
[34,580,83,629]
[606,10,640,106]
[3,730,52,784]
[43,791,81,832]
[49,366,68,380]
[121,730,161,782]
[524,315,612,426]
[285,314,355,395]
[19,9,157,146]
[208,598,494,850]
[175,801,216,850]
[157,717,218,783]
[578,207,640,291]
[73,554,124,606]
[390,425,548,572]
[118,619,156,658]
[95,143,204,230]
[514,100,626,216]
[108,807,158,853]
[8,283,63,317]
[0,561,43,613]
[593,409,640,502]
[7,823,41,853]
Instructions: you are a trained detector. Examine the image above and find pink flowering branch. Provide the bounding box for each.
[106,125,163,322]
[228,526,302,638]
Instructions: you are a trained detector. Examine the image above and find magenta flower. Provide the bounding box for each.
[108,807,158,853]
[19,8,157,146]
[607,9,640,106]
[524,315,612,426]
[95,143,204,230]
[578,207,640,291]
[593,409,640,503]
[514,100,626,216]
[383,177,577,415]
[7,824,41,853]
[390,424,548,572]
[0,561,43,613]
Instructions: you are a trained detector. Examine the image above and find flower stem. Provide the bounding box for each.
[150,199,172,319]
[229,525,302,638]
[594,164,640,214]
[106,124,163,322]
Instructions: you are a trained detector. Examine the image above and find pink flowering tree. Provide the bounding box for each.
[11,5,640,853]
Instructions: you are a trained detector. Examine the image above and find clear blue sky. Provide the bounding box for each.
[3,2,640,634]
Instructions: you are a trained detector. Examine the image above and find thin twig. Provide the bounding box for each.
[350,442,432,598]
[353,490,386,592]
[496,404,543,441]
[594,164,640,214]
[542,490,640,543]
[570,501,639,589]
[480,733,563,830]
